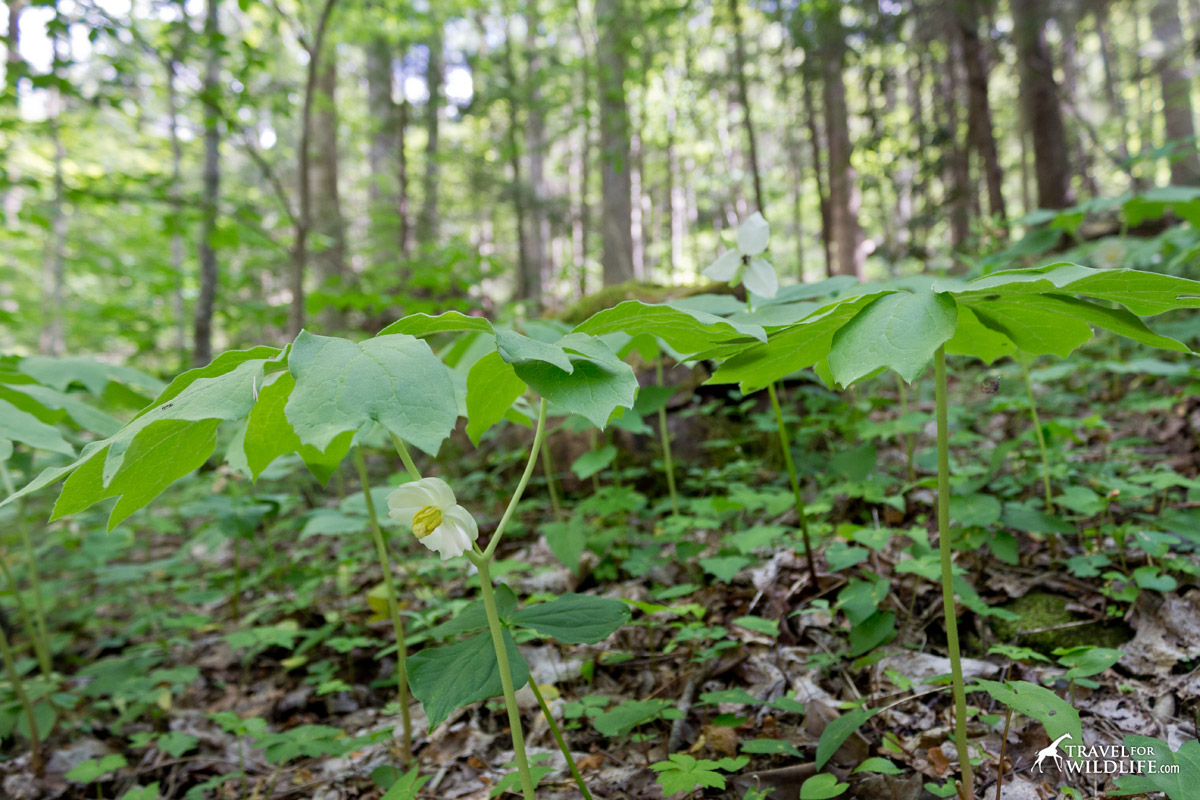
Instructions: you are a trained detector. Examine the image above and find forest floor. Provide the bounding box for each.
[2,352,1199,800]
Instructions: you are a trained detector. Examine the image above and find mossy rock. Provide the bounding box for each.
[990,592,1130,654]
[557,281,738,326]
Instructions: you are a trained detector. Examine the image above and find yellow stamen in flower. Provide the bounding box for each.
[411,505,443,539]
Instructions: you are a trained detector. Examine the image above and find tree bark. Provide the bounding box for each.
[572,0,594,295]
[525,2,549,308]
[731,0,764,212]
[288,0,337,338]
[416,19,442,248]
[311,59,346,328]
[1150,0,1200,184]
[956,0,1006,226]
[39,17,65,356]
[596,0,634,285]
[166,54,186,363]
[195,0,220,365]
[1092,0,1134,181]
[800,56,832,277]
[502,19,533,306]
[1011,0,1074,209]
[366,35,405,269]
[941,33,970,251]
[818,6,863,280]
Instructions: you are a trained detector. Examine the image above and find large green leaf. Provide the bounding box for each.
[958,264,1200,316]
[510,594,631,644]
[242,372,350,482]
[496,329,575,372]
[378,311,494,337]
[0,384,121,436]
[53,419,221,530]
[827,291,957,385]
[407,631,529,730]
[464,351,527,446]
[513,334,637,428]
[17,356,164,396]
[966,298,1094,358]
[973,680,1081,760]
[0,398,74,455]
[574,301,766,354]
[943,306,1016,364]
[708,294,880,393]
[285,331,457,456]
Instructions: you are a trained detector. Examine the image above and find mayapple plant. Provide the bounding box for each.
[703,262,1200,797]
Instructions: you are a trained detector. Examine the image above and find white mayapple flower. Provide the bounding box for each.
[387,477,478,560]
[702,212,779,299]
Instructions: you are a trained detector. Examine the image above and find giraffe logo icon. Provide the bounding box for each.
[1032,733,1072,772]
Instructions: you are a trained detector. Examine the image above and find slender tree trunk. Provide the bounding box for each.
[397,86,411,259]
[1011,0,1074,209]
[288,0,338,338]
[957,0,1006,226]
[731,0,764,212]
[166,56,187,362]
[800,58,832,277]
[195,0,220,365]
[526,2,549,309]
[1093,0,1135,183]
[502,21,533,305]
[366,35,403,270]
[572,0,594,295]
[942,33,970,251]
[416,19,442,248]
[1150,0,1200,184]
[818,6,863,280]
[5,1,21,102]
[1058,5,1099,196]
[665,66,685,276]
[39,24,65,356]
[596,0,634,285]
[311,59,345,328]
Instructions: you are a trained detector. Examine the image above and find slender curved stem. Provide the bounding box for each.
[767,382,817,586]
[0,555,49,678]
[483,399,548,561]
[470,554,537,800]
[528,679,593,800]
[353,447,412,765]
[656,356,679,516]
[897,375,915,483]
[389,433,423,481]
[1,465,51,676]
[1020,359,1054,514]
[935,346,974,795]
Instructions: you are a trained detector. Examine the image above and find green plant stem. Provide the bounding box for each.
[0,619,41,775]
[1020,359,1054,514]
[470,554,537,800]
[656,356,679,516]
[483,399,548,561]
[389,433,423,481]
[767,382,818,587]
[934,346,974,796]
[541,440,563,523]
[353,446,413,766]
[528,679,593,800]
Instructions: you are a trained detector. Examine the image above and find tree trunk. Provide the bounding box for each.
[572,0,594,295]
[39,22,65,357]
[416,19,442,248]
[1092,0,1135,182]
[195,0,220,365]
[800,57,832,277]
[1011,0,1074,209]
[957,0,1006,226]
[311,59,345,328]
[1150,0,1200,184]
[288,0,337,338]
[166,55,187,363]
[941,33,970,251]
[502,20,533,305]
[366,35,405,269]
[818,6,863,280]
[525,2,550,309]
[5,0,21,101]
[731,0,764,212]
[596,0,634,285]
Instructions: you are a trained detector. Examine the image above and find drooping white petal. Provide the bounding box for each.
[737,212,770,256]
[703,249,742,282]
[423,477,458,509]
[425,516,474,560]
[742,257,779,299]
[387,482,438,526]
[442,505,479,541]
